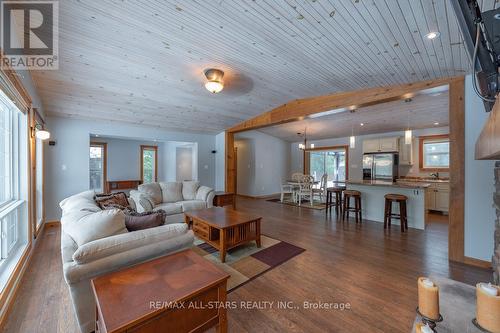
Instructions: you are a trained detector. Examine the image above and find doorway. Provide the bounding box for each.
[89,142,107,193]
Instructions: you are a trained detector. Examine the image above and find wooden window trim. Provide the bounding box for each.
[419,134,450,172]
[90,142,107,193]
[303,145,349,180]
[140,145,158,183]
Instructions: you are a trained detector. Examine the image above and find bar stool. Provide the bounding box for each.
[384,194,408,232]
[342,190,362,223]
[326,186,345,216]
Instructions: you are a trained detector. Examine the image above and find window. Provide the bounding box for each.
[141,145,157,183]
[0,88,29,287]
[419,135,450,170]
[89,142,107,193]
[307,146,348,186]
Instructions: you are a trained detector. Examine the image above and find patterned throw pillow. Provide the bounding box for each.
[124,209,166,231]
[94,192,130,210]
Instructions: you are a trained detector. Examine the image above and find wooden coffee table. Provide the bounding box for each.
[91,250,230,333]
[185,207,262,263]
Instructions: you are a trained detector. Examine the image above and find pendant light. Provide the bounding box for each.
[404,99,413,145]
[349,109,356,149]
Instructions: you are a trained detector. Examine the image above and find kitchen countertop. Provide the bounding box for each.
[347,180,431,189]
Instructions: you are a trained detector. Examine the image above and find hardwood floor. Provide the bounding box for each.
[2,197,491,333]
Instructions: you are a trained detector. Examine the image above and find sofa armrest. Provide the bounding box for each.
[129,190,154,213]
[63,227,194,284]
[206,191,215,208]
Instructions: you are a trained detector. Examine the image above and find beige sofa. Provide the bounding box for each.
[129,181,215,223]
[60,190,194,333]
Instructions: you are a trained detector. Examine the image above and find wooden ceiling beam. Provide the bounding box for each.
[227,77,462,133]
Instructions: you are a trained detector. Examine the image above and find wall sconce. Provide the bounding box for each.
[31,123,50,140]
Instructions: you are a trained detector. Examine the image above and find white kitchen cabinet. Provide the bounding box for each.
[426,183,449,213]
[399,138,413,165]
[363,137,399,153]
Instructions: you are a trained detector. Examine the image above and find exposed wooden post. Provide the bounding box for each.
[448,77,465,263]
[225,132,235,193]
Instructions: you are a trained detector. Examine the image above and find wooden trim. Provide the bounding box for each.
[44,220,61,228]
[0,51,32,112]
[90,142,108,194]
[225,132,235,193]
[233,147,238,195]
[464,256,492,269]
[140,145,158,183]
[418,134,450,171]
[448,77,465,263]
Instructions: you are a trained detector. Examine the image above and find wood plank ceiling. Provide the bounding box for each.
[28,0,497,134]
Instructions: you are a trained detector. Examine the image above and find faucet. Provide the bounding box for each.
[430,172,439,179]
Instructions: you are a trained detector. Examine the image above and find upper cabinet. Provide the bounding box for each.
[399,138,413,165]
[363,137,399,153]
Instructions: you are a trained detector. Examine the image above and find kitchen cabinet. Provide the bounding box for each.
[426,183,449,213]
[399,138,413,165]
[363,137,399,153]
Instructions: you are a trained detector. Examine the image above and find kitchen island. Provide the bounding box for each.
[346,180,431,230]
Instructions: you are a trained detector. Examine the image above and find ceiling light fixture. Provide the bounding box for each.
[297,129,314,150]
[360,123,364,126]
[204,68,224,93]
[404,109,412,145]
[434,122,440,126]
[425,31,440,40]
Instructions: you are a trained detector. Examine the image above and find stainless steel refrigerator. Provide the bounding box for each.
[362,153,399,181]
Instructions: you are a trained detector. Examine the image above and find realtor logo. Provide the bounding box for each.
[1,1,58,70]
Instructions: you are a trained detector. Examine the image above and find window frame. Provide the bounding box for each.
[419,134,450,171]
[140,145,158,183]
[89,142,107,194]
[304,145,349,181]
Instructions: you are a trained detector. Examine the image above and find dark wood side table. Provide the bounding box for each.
[213,191,236,210]
[91,250,230,333]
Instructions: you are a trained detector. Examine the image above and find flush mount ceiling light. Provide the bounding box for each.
[425,31,440,40]
[204,68,224,93]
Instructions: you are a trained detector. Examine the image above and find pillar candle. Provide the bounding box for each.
[417,277,439,320]
[476,282,500,333]
[415,323,434,333]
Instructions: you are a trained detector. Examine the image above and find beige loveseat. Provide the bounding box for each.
[129,181,215,223]
[60,190,194,333]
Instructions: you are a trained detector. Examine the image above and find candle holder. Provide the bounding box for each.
[416,307,443,331]
[472,318,493,333]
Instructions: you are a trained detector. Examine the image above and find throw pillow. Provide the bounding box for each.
[138,183,162,204]
[94,192,130,210]
[124,209,166,231]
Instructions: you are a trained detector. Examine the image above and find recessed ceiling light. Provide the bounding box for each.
[360,123,364,126]
[425,31,440,40]
[434,122,439,126]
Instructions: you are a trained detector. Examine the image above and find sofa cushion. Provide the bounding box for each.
[180,200,206,212]
[125,210,165,232]
[60,194,100,215]
[195,186,213,202]
[138,183,162,205]
[72,223,189,264]
[64,209,128,247]
[153,202,183,215]
[182,181,200,200]
[159,182,183,203]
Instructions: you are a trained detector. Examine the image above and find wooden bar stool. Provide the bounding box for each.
[342,190,362,223]
[326,186,345,216]
[384,194,408,232]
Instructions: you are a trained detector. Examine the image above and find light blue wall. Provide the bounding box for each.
[464,75,496,261]
[45,116,217,220]
[235,130,290,196]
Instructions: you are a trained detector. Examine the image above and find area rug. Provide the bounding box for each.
[192,235,305,292]
[266,198,326,210]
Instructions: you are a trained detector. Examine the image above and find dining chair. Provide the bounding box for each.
[296,175,314,206]
[312,173,328,202]
[280,182,295,203]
